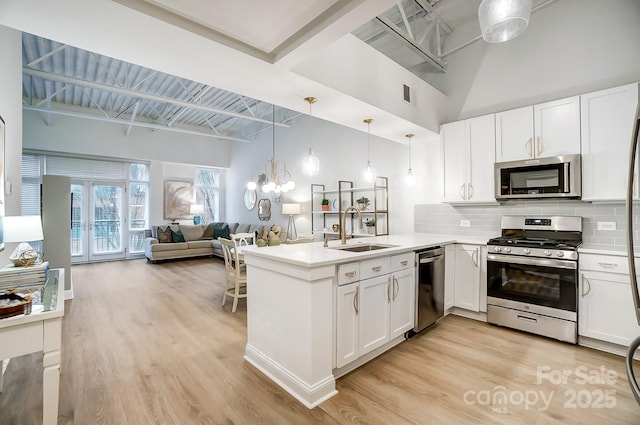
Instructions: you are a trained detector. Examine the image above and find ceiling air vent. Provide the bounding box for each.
[403,84,411,103]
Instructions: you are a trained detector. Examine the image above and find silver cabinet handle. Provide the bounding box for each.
[598,262,618,268]
[468,183,474,200]
[581,274,592,297]
[345,271,356,278]
[472,248,479,267]
[387,276,392,302]
[525,137,533,157]
[400,260,409,266]
[393,276,399,300]
[354,285,359,314]
[536,136,543,156]
[459,183,466,200]
[372,266,382,272]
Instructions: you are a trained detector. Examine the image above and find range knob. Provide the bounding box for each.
[522,248,531,254]
[503,247,511,253]
[544,250,552,256]
[494,246,502,252]
[557,251,565,258]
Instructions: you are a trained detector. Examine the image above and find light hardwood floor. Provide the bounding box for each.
[1,258,640,424]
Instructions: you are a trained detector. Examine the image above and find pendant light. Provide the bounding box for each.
[362,118,377,184]
[246,104,295,199]
[301,97,320,176]
[478,0,532,43]
[405,133,416,187]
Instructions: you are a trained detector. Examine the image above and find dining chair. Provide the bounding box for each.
[230,232,256,249]
[218,237,247,313]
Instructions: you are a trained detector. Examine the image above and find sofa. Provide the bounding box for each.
[144,222,270,262]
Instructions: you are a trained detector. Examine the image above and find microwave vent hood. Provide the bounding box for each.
[494,154,581,201]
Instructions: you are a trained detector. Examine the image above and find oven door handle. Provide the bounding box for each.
[487,253,577,270]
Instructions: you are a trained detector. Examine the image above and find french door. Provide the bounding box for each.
[71,181,126,263]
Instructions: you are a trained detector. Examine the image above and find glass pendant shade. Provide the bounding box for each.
[405,169,416,187]
[363,160,377,184]
[478,0,532,43]
[302,148,320,176]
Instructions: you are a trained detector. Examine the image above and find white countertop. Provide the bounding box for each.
[579,243,640,257]
[242,233,491,267]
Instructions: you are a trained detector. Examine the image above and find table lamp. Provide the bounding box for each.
[4,215,44,266]
[190,204,204,224]
[282,203,300,242]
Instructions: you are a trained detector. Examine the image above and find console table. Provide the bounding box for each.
[0,268,65,425]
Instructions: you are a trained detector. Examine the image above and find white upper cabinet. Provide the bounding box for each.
[442,114,496,203]
[496,96,581,162]
[580,83,639,201]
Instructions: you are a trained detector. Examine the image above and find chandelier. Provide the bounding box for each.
[247,105,295,199]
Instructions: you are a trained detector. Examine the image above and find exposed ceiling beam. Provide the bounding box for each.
[23,105,254,143]
[23,68,292,128]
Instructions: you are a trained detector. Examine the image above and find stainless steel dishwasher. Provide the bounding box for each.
[411,246,445,335]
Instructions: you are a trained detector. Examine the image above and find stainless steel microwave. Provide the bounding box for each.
[494,154,581,200]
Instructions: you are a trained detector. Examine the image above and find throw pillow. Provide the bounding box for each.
[171,229,186,243]
[202,223,215,240]
[157,226,172,244]
[214,223,230,240]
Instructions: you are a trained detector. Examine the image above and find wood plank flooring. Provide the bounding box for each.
[1,258,640,424]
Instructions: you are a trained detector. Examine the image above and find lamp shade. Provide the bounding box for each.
[190,204,204,214]
[478,0,532,43]
[4,215,44,242]
[282,203,301,215]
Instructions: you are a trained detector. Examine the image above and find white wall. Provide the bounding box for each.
[0,25,23,265]
[23,111,231,168]
[429,0,640,122]
[226,113,423,235]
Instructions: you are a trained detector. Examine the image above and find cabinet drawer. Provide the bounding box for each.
[390,252,414,272]
[360,257,391,280]
[337,262,359,285]
[580,253,636,275]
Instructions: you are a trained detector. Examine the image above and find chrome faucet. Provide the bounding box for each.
[341,206,363,245]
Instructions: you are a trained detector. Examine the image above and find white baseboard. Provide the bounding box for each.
[244,344,337,409]
[64,274,74,300]
[451,307,487,322]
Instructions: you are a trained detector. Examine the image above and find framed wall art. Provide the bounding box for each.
[164,179,193,221]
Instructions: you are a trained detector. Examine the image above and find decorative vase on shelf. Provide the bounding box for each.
[322,199,330,211]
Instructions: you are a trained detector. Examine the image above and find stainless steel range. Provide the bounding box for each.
[486,215,582,344]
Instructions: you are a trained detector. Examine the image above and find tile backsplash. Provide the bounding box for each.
[414,201,640,247]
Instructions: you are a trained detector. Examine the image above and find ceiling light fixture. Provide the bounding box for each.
[478,0,532,43]
[246,104,294,202]
[405,133,416,187]
[362,118,377,184]
[301,97,320,177]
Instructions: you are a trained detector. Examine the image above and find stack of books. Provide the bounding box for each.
[0,261,50,292]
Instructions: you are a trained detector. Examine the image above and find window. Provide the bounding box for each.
[195,168,219,223]
[21,155,43,251]
[128,163,149,254]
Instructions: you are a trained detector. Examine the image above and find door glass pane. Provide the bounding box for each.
[71,184,83,256]
[93,185,122,254]
[129,231,145,254]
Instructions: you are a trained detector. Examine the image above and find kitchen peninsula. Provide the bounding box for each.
[241,233,488,408]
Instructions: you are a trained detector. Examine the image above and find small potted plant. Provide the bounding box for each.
[365,218,376,234]
[356,196,370,211]
[321,198,330,211]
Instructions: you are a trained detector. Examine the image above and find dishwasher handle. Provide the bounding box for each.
[417,247,444,263]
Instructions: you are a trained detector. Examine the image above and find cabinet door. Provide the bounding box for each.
[442,121,468,202]
[336,283,359,368]
[580,83,639,201]
[534,96,581,158]
[358,275,391,356]
[467,114,496,202]
[453,244,481,312]
[444,245,455,311]
[495,106,534,162]
[579,271,640,346]
[389,268,415,339]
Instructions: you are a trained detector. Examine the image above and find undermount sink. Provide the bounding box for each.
[331,243,397,253]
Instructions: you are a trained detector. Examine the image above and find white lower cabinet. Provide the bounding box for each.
[335,253,415,369]
[444,245,456,311]
[579,253,640,346]
[453,244,484,312]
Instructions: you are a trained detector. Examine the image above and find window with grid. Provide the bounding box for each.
[128,163,149,254]
[21,155,43,250]
[195,168,219,223]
